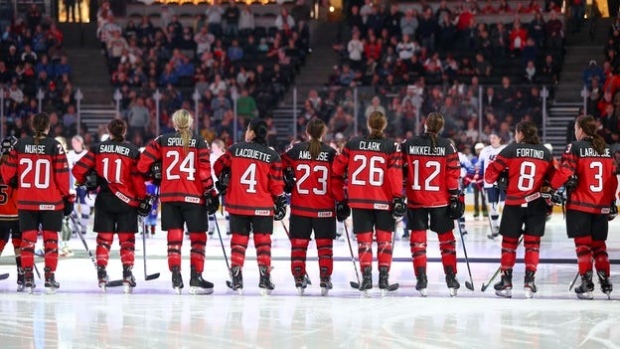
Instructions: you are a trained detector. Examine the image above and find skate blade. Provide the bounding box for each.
[417,288,428,297]
[99,283,107,293]
[26,286,35,294]
[17,285,25,292]
[524,287,536,299]
[360,290,371,298]
[173,287,182,295]
[123,284,134,294]
[296,287,305,296]
[320,287,329,296]
[605,292,611,300]
[449,287,458,297]
[260,288,273,296]
[495,289,512,298]
[45,287,58,295]
[189,286,214,295]
[577,291,593,300]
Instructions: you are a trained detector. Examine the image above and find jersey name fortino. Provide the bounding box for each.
[515,148,545,159]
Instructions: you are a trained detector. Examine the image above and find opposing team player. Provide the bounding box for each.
[332,111,404,294]
[550,115,617,299]
[478,134,507,238]
[73,119,149,293]
[485,121,555,298]
[470,143,488,219]
[214,119,286,295]
[0,136,23,290]
[457,150,473,236]
[138,109,219,294]
[208,139,229,236]
[281,118,346,296]
[402,112,462,297]
[67,135,90,235]
[1,113,72,294]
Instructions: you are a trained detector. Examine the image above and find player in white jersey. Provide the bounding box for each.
[457,151,473,236]
[67,136,90,236]
[208,139,230,235]
[477,134,507,238]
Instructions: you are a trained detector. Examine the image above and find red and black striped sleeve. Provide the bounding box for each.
[550,144,577,189]
[445,142,461,193]
[269,156,284,198]
[213,150,232,177]
[387,142,403,199]
[72,147,96,184]
[197,140,214,191]
[137,137,162,175]
[484,152,508,185]
[53,144,70,197]
[0,147,18,185]
[130,157,147,199]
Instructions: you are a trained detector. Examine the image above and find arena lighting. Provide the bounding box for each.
[329,6,335,12]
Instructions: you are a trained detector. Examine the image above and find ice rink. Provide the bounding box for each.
[0,211,618,349]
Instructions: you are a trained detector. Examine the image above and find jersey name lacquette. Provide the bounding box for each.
[234,148,272,162]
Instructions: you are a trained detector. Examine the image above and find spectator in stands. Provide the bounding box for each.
[236,89,257,120]
[529,12,546,48]
[400,9,418,38]
[206,3,224,36]
[8,82,23,104]
[481,0,497,14]
[291,0,311,24]
[62,104,77,129]
[396,34,417,60]
[385,4,403,37]
[276,8,296,31]
[339,64,356,86]
[348,5,364,33]
[523,60,539,83]
[509,20,528,54]
[239,5,255,36]
[583,60,605,88]
[224,0,241,38]
[329,106,354,135]
[497,0,512,13]
[32,25,48,54]
[347,31,364,71]
[570,0,586,33]
[26,4,42,32]
[211,90,231,124]
[360,0,374,26]
[364,96,385,119]
[227,40,244,62]
[545,10,564,49]
[417,8,437,52]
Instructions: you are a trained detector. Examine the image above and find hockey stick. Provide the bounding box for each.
[568,271,579,291]
[212,213,235,290]
[481,235,524,292]
[479,188,497,238]
[280,221,312,286]
[343,224,362,289]
[455,219,475,291]
[34,263,41,280]
[141,193,160,281]
[0,273,8,280]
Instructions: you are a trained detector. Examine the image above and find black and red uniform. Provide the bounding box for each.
[332,136,403,276]
[73,140,147,273]
[550,140,617,286]
[1,135,70,281]
[0,172,21,283]
[137,133,214,275]
[214,141,284,273]
[485,142,555,279]
[281,142,344,283]
[402,134,460,281]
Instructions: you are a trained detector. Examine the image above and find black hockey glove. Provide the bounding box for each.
[283,167,296,194]
[564,175,578,197]
[63,195,75,217]
[392,197,406,219]
[150,162,162,186]
[336,201,351,222]
[204,189,220,215]
[84,170,99,191]
[273,194,287,221]
[137,197,153,217]
[215,168,230,195]
[496,171,508,191]
[609,201,618,221]
[1,136,17,155]
[549,189,566,206]
[447,194,465,219]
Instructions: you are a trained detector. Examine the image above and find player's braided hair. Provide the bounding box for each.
[172,109,193,154]
[107,119,126,142]
[367,111,386,139]
[306,117,326,160]
[32,112,50,146]
[516,121,540,144]
[249,118,268,146]
[577,115,606,155]
[425,112,444,150]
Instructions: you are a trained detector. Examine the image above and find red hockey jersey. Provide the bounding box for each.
[332,136,403,210]
[0,177,18,221]
[137,133,213,205]
[550,140,618,214]
[214,141,284,216]
[1,135,69,211]
[402,134,460,208]
[281,142,345,218]
[485,143,555,206]
[73,140,147,207]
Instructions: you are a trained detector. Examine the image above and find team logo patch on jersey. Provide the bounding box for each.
[39,205,55,210]
[374,203,389,210]
[318,211,333,218]
[185,197,200,204]
[255,210,271,216]
[602,207,611,214]
[115,192,131,203]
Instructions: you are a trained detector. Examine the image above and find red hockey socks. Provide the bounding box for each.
[500,236,519,271]
[290,238,309,277]
[96,232,114,267]
[438,231,457,274]
[574,236,593,274]
[42,230,59,272]
[315,238,333,277]
[189,232,207,273]
[591,240,610,276]
[254,233,272,268]
[356,232,373,271]
[524,235,541,272]
[231,233,249,268]
[167,228,184,271]
[410,230,427,275]
[12,236,21,251]
[20,230,37,269]
[118,233,136,267]
[376,230,393,271]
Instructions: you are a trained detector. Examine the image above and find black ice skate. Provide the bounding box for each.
[171,266,184,294]
[320,276,333,296]
[123,265,137,294]
[597,270,613,299]
[97,266,108,292]
[494,269,513,298]
[378,267,399,295]
[358,267,373,296]
[189,267,214,295]
[575,271,595,300]
[44,267,59,294]
[445,267,460,297]
[524,270,537,298]
[16,267,25,292]
[226,266,243,293]
[23,267,35,294]
[293,267,307,296]
[258,265,275,296]
[415,267,428,297]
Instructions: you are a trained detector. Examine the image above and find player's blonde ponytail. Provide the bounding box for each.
[172,109,193,154]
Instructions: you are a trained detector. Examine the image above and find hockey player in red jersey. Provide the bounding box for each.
[1,113,72,294]
[550,115,617,299]
[485,121,555,298]
[214,118,286,295]
[402,112,462,297]
[73,119,149,293]
[137,109,219,294]
[281,118,346,296]
[332,111,404,294]
[0,136,23,290]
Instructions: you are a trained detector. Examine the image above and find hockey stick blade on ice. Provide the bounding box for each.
[568,271,579,291]
[343,224,362,290]
[141,217,160,281]
[481,236,524,292]
[455,219,475,291]
[0,273,9,280]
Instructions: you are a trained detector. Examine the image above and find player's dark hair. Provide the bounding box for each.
[107,119,126,142]
[516,121,540,144]
[172,109,193,154]
[306,118,326,160]
[425,112,444,150]
[367,111,386,139]
[577,115,606,155]
[249,118,268,146]
[32,112,50,146]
